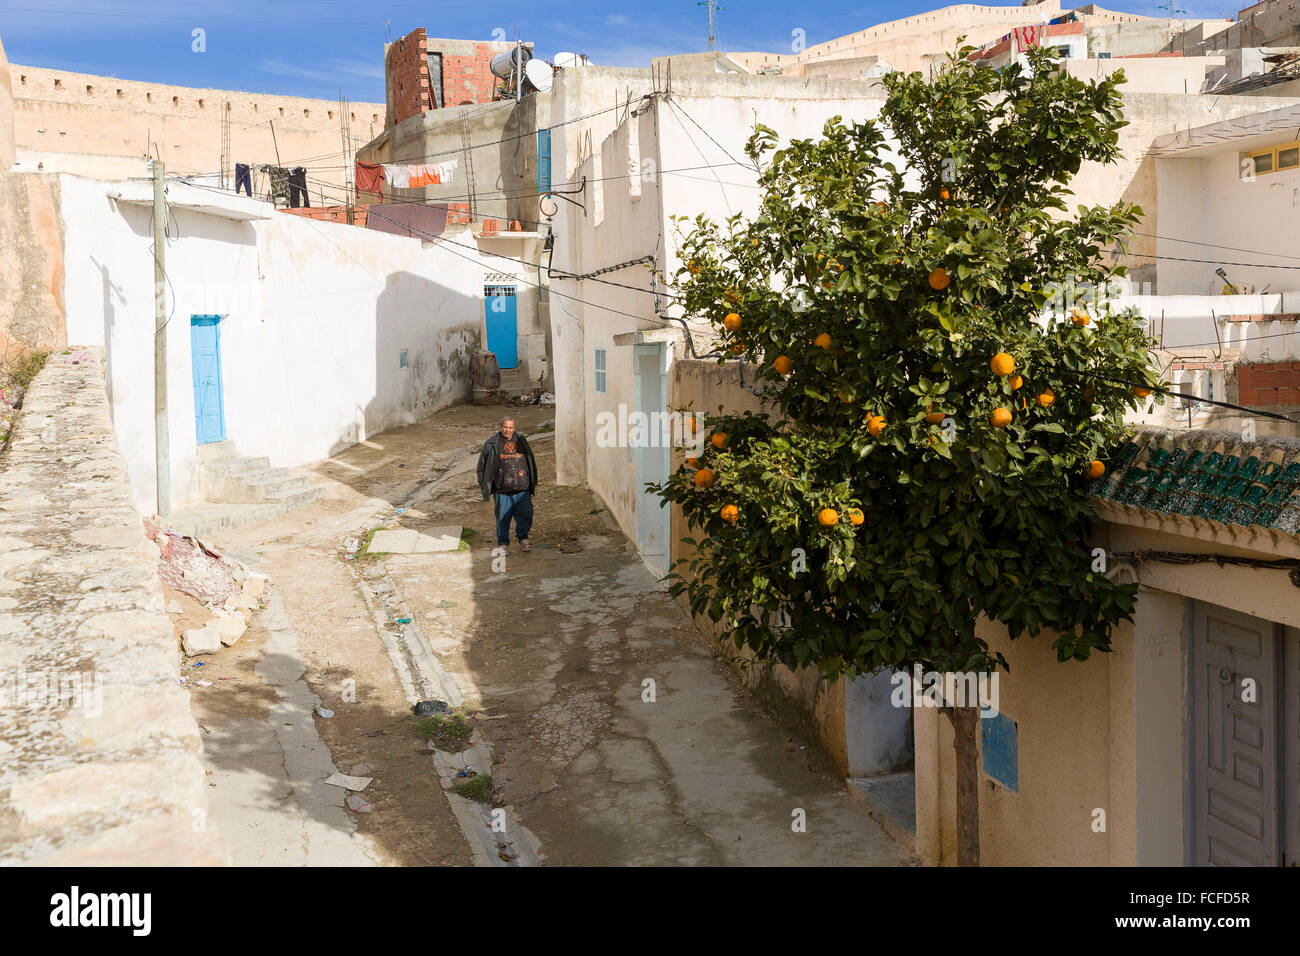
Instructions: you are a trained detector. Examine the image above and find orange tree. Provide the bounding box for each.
[652,46,1159,866]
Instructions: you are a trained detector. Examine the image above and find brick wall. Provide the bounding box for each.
[391,28,434,125]
[441,43,499,106]
[279,205,368,227]
[1237,362,1300,406]
[388,30,506,123]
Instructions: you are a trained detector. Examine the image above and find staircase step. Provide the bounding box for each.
[197,440,238,464]
[267,485,325,510]
[202,456,271,478]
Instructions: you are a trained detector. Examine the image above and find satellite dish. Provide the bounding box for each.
[524,58,554,92]
[553,52,584,69]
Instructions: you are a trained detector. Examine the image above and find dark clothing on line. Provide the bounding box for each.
[288,167,310,208]
[234,163,252,196]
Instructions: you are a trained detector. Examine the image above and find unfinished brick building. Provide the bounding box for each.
[385,29,525,125]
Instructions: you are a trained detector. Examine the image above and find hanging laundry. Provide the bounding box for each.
[437,159,457,184]
[409,164,437,188]
[265,165,291,206]
[354,160,384,200]
[382,164,411,189]
[234,163,252,197]
[288,167,310,208]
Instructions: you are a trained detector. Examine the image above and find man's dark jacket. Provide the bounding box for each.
[476,431,539,501]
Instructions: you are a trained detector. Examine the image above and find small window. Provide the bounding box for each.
[1253,150,1274,175]
[54,79,62,89]
[399,349,409,369]
[172,96,179,106]
[594,348,607,394]
[1280,146,1300,170]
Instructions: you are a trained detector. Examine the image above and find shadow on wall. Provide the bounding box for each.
[91,256,123,414]
[337,269,480,459]
[495,95,538,228]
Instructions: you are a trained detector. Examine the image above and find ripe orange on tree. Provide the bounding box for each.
[773,355,794,375]
[867,415,886,436]
[1037,389,1055,408]
[720,504,739,524]
[991,408,1012,428]
[925,405,947,424]
[711,432,727,449]
[818,508,839,527]
[694,468,716,488]
[686,457,699,467]
[1134,385,1152,398]
[1087,460,1106,479]
[1009,374,1024,390]
[814,332,833,349]
[724,312,742,332]
[939,187,951,201]
[1071,309,1090,328]
[928,267,951,291]
[991,353,1015,376]
[847,507,864,526]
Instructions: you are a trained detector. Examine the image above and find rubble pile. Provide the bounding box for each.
[144,517,268,657]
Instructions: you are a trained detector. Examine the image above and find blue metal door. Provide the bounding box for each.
[484,286,518,369]
[190,315,226,445]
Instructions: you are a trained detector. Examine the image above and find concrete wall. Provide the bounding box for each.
[57,176,487,515]
[0,351,226,864]
[556,73,891,507]
[1063,56,1225,95]
[914,607,1139,866]
[8,64,383,198]
[360,94,550,229]
[1069,91,1300,287]
[0,35,66,372]
[1157,147,1300,295]
[0,172,66,370]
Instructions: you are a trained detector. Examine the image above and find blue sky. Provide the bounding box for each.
[0,1,1236,102]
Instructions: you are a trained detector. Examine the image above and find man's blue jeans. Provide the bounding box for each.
[494,491,533,545]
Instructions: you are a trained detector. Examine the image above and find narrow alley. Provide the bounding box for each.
[187,402,911,866]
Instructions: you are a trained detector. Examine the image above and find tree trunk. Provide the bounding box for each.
[948,704,980,867]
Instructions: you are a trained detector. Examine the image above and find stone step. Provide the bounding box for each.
[203,465,309,503]
[266,484,325,511]
[169,501,291,540]
[197,440,238,464]
[201,455,271,478]
[170,482,325,540]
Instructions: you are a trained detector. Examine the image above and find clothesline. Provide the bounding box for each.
[354,159,458,200]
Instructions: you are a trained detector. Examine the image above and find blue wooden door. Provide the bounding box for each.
[190,315,226,445]
[484,286,518,369]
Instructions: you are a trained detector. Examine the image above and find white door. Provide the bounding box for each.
[1191,602,1279,866]
[634,344,669,576]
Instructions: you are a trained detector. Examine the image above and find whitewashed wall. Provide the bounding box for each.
[554,84,896,549]
[1157,150,1300,296]
[59,174,486,514]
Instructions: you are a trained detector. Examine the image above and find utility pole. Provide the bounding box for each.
[152,160,170,520]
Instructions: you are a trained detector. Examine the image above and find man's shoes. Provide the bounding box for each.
[492,544,508,556]
[519,539,532,551]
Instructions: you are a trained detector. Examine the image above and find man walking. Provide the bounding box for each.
[477,417,539,551]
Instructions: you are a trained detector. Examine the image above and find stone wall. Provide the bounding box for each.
[0,349,226,864]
